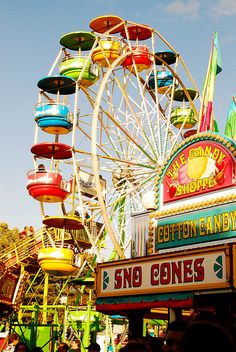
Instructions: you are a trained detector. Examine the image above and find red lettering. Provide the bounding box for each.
[123,268,132,288]
[151,257,205,287]
[194,257,204,281]
[133,266,142,287]
[183,259,193,282]
[114,266,142,289]
[160,263,171,285]
[114,269,122,289]
[171,261,182,284]
[151,264,159,285]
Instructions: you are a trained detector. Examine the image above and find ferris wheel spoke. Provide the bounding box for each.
[103,172,156,213]
[112,74,161,159]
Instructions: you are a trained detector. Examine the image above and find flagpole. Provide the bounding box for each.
[197,36,213,133]
[198,31,222,133]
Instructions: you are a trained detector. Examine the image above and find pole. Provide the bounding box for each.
[42,273,49,324]
[81,290,92,352]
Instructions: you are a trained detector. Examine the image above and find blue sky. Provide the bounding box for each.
[0,0,235,230]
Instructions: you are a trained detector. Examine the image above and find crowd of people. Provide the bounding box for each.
[3,316,236,352]
[18,226,35,240]
[2,336,100,352]
[120,316,236,352]
[2,334,32,352]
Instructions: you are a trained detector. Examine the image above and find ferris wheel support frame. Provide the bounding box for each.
[91,38,199,259]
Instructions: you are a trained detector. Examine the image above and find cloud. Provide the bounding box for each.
[165,0,200,19]
[212,0,236,17]
[220,33,236,44]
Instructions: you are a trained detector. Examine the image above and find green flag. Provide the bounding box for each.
[224,96,236,139]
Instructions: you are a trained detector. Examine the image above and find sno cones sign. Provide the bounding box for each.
[198,31,222,132]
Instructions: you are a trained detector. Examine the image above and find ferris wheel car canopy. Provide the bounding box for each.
[59,31,97,51]
[173,88,199,101]
[120,24,152,40]
[42,216,84,230]
[154,51,177,65]
[37,75,76,95]
[183,129,198,139]
[89,15,124,34]
[31,142,72,160]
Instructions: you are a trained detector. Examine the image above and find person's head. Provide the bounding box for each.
[58,343,69,352]
[71,340,81,350]
[136,337,163,352]
[164,320,188,352]
[188,310,218,325]
[141,336,163,352]
[31,348,43,352]
[181,321,235,352]
[119,341,152,352]
[38,164,45,171]
[8,333,19,346]
[86,343,101,352]
[14,342,29,352]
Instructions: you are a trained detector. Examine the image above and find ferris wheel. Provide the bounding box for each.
[27,15,200,269]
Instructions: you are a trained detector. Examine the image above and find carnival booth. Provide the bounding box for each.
[95,132,236,340]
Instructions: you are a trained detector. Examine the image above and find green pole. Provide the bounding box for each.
[30,305,39,349]
[143,319,147,337]
[42,273,49,324]
[81,290,92,352]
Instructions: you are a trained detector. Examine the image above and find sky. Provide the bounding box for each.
[0,0,235,231]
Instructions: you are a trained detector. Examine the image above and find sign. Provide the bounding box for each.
[77,170,106,198]
[233,245,236,288]
[155,202,236,250]
[0,272,18,305]
[163,140,234,203]
[12,271,30,308]
[95,246,230,297]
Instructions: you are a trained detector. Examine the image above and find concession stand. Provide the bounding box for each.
[95,132,236,339]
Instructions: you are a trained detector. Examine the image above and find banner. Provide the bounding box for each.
[198,31,222,132]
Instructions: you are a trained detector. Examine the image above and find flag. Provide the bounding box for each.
[198,31,222,133]
[224,96,236,140]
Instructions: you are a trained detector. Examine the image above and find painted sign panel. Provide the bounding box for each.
[232,245,236,288]
[155,202,236,250]
[0,272,18,304]
[163,140,234,203]
[78,170,106,198]
[96,246,230,297]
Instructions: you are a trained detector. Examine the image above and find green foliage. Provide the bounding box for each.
[0,222,19,252]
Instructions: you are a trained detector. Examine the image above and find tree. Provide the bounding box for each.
[0,222,19,252]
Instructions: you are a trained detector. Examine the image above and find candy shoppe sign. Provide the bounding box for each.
[163,140,234,203]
